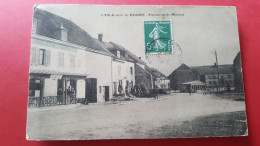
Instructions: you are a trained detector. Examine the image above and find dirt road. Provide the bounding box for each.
[26,93,247,140]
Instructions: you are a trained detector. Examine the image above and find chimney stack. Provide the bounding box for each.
[98,33,103,42]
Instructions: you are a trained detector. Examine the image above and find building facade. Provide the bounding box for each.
[168,63,235,92]
[28,9,113,107]
[98,40,136,96]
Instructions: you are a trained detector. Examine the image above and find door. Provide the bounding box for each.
[104,86,109,102]
[85,78,97,103]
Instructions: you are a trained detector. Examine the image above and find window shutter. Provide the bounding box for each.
[35,48,40,65]
[46,50,51,65]
[31,47,36,64]
[58,52,64,67]
[70,54,75,68]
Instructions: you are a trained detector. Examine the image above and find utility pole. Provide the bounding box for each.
[215,50,220,93]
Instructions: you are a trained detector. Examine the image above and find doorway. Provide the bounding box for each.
[85,78,97,103]
[103,86,109,102]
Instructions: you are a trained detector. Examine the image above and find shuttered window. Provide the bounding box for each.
[118,65,121,75]
[70,54,75,68]
[30,47,36,64]
[46,50,51,65]
[39,49,45,65]
[78,59,81,67]
[58,52,64,67]
[30,48,50,66]
[130,67,133,75]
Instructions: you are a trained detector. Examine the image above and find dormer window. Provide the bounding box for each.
[32,19,38,34]
[117,50,120,58]
[60,23,68,42]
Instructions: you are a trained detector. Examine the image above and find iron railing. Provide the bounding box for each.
[28,94,76,107]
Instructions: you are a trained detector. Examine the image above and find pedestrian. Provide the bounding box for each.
[187,85,192,96]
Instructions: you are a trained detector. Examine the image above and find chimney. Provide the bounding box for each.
[60,23,68,42]
[98,33,103,42]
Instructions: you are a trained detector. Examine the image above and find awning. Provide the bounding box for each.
[30,69,88,78]
[182,80,205,85]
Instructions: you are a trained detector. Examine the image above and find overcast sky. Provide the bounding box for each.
[37,5,241,76]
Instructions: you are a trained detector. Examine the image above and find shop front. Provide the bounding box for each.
[28,71,87,107]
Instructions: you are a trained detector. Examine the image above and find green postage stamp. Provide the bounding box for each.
[144,20,173,55]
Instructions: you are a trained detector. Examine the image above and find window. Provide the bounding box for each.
[118,65,121,75]
[58,52,64,67]
[117,50,120,58]
[78,59,81,67]
[30,47,36,64]
[70,54,75,68]
[39,49,45,65]
[130,67,133,75]
[30,48,50,65]
[32,19,38,34]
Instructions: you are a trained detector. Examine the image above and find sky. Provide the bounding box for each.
[37,5,241,76]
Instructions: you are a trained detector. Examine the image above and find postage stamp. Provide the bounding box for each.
[144,20,173,55]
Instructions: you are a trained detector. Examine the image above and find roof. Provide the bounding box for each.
[33,8,111,55]
[145,65,168,79]
[182,80,205,85]
[191,64,233,75]
[99,40,146,64]
[168,64,194,77]
[110,42,146,64]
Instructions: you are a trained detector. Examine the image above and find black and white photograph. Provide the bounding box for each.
[26,5,247,140]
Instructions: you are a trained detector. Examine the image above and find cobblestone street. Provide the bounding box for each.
[26,93,247,140]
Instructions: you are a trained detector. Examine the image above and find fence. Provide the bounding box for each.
[28,94,76,107]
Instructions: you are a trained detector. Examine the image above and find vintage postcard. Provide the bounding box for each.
[26,5,247,140]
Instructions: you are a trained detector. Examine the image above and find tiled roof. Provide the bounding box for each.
[34,8,111,55]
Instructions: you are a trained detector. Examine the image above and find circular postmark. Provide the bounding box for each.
[146,38,174,54]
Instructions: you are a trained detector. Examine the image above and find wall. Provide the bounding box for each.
[85,51,112,102]
[112,60,135,94]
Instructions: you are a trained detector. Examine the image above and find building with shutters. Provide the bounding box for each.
[95,39,136,96]
[28,8,113,107]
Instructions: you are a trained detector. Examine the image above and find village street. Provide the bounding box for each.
[27,93,247,140]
